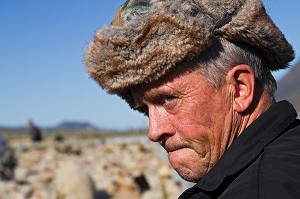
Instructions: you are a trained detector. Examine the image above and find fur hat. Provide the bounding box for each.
[85,0,294,108]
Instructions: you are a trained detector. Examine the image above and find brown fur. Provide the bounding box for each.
[84,0,294,108]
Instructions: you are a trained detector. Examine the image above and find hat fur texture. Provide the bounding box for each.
[85,0,294,107]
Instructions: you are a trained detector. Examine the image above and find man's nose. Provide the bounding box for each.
[147,105,174,142]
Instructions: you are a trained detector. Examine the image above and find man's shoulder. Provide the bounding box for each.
[260,119,300,169]
[265,119,300,152]
[257,119,300,198]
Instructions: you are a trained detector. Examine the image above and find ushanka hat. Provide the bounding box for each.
[85,0,294,108]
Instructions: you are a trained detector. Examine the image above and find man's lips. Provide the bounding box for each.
[161,140,188,153]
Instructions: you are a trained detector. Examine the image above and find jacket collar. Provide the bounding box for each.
[192,100,298,192]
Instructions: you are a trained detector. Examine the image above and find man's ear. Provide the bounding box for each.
[226,64,255,113]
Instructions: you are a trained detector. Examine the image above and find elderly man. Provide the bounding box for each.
[85,0,300,198]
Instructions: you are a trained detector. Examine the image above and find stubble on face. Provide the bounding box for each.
[131,67,237,182]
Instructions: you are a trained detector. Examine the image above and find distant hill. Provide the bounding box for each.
[45,121,99,132]
[0,121,100,135]
[0,127,28,135]
[275,60,300,114]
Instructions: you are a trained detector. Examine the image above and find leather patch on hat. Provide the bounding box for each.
[121,4,150,23]
[111,6,123,26]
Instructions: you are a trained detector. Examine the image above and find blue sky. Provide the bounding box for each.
[1,1,299,130]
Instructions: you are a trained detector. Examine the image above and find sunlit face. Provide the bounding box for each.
[131,66,235,182]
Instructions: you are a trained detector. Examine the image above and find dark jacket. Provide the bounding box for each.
[179,101,300,199]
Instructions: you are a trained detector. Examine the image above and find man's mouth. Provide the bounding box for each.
[161,140,187,153]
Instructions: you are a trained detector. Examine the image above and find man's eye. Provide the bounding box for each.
[164,96,176,103]
[162,95,178,111]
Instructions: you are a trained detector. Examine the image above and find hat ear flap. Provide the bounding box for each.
[215,0,294,70]
[111,5,124,26]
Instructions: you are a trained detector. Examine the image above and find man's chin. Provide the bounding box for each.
[176,168,202,183]
[168,149,208,183]
[169,157,203,183]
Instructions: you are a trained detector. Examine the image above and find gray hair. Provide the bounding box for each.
[193,37,277,96]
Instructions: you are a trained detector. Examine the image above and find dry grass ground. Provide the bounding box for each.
[0,131,182,199]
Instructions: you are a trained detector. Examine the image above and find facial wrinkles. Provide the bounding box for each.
[237,111,252,138]
[226,84,242,149]
[134,70,229,179]
[202,89,228,168]
[171,79,224,171]
[158,82,198,147]
[156,74,212,154]
[138,69,196,106]
[181,110,212,157]
[191,83,235,167]
[165,131,214,181]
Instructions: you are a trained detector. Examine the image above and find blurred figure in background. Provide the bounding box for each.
[27,120,42,142]
[0,137,17,180]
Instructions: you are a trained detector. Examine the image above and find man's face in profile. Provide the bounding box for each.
[131,65,234,182]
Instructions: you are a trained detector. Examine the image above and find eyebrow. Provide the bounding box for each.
[132,88,161,109]
[132,81,183,109]
[144,89,162,101]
